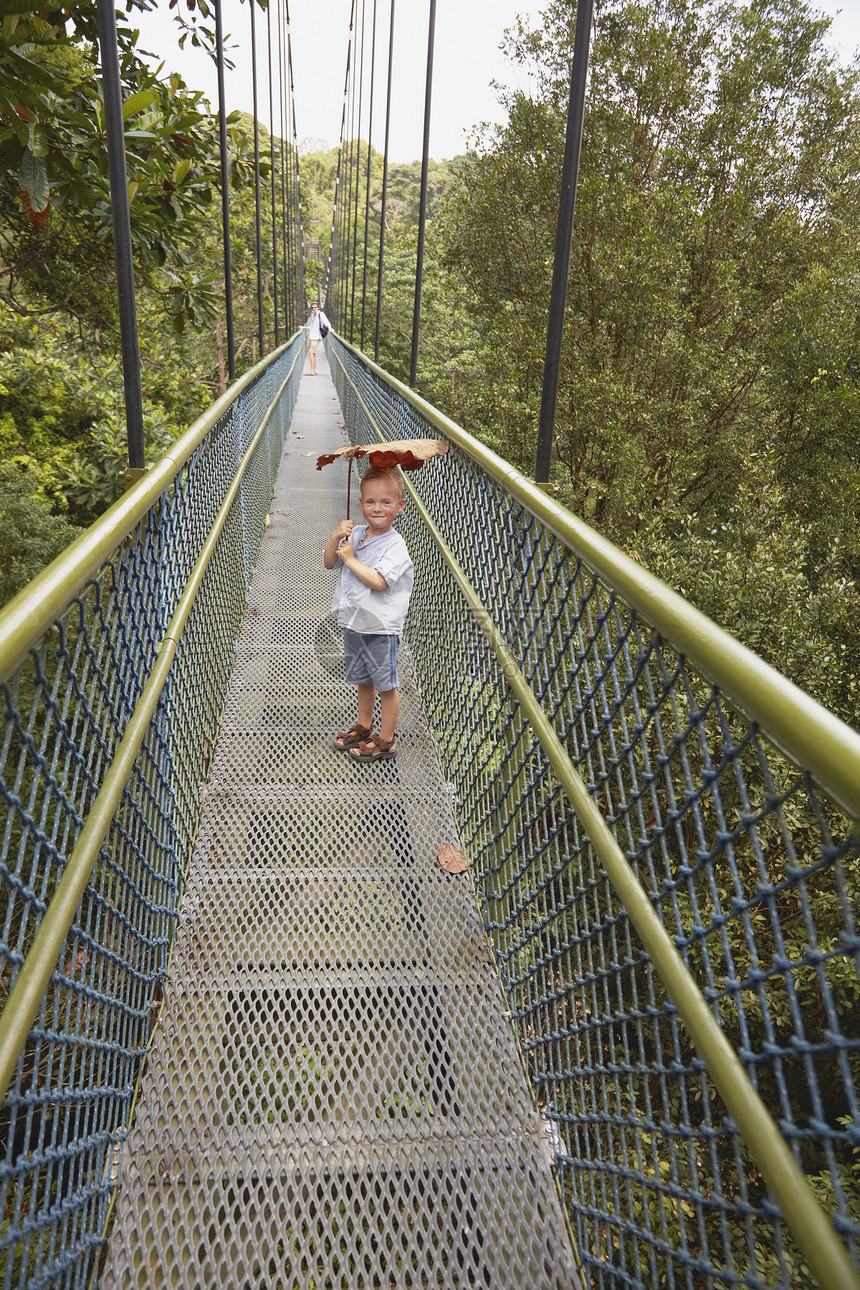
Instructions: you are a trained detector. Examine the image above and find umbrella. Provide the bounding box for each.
[316,438,448,512]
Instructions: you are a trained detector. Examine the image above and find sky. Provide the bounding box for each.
[134,0,860,164]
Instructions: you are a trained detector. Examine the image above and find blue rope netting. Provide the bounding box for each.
[0,342,301,1289]
[330,335,860,1290]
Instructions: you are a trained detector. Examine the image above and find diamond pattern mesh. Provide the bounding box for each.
[326,335,860,1290]
[100,347,581,1288]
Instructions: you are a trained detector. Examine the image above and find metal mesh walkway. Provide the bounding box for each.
[101,349,581,1288]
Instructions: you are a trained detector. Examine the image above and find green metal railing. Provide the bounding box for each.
[1,324,858,1288]
[327,331,860,1290]
[0,334,304,1288]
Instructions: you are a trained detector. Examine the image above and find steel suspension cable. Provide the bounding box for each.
[360,0,378,350]
[349,0,367,343]
[249,0,265,357]
[374,0,395,362]
[267,0,280,344]
[345,8,360,338]
[287,13,305,312]
[213,0,236,383]
[331,1,356,321]
[278,0,289,333]
[535,0,594,482]
[325,35,351,317]
[409,0,437,387]
[96,0,144,469]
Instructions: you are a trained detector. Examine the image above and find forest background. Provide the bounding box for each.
[2,0,860,730]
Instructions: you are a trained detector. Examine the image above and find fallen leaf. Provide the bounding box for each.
[301,451,314,457]
[276,510,290,516]
[438,843,468,874]
[294,433,304,438]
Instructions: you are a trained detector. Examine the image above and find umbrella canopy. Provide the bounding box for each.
[316,438,448,473]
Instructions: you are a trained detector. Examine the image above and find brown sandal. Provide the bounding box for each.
[334,722,372,751]
[349,733,396,762]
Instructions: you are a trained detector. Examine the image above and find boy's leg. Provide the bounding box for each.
[378,688,400,742]
[357,683,376,729]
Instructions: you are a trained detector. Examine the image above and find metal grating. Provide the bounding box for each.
[100,348,581,1288]
[327,335,860,1290]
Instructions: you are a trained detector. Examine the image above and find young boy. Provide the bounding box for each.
[324,466,414,762]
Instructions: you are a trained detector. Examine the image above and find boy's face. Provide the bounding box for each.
[360,479,405,536]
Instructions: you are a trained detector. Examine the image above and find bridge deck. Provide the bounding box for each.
[102,350,580,1288]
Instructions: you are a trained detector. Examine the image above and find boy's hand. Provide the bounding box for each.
[336,539,354,563]
[333,518,354,543]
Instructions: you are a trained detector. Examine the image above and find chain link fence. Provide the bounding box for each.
[0,336,303,1289]
[328,332,860,1290]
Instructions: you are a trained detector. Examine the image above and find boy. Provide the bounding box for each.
[324,466,414,762]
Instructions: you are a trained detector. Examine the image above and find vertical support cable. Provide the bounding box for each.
[214,0,236,382]
[286,2,301,327]
[348,0,366,345]
[375,0,395,362]
[267,0,280,345]
[278,0,290,332]
[409,0,437,388]
[96,0,145,469]
[250,0,265,357]
[328,5,355,324]
[534,0,594,483]
[360,0,378,350]
[289,25,306,316]
[344,52,356,331]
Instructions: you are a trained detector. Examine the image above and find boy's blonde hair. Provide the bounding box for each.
[360,465,405,502]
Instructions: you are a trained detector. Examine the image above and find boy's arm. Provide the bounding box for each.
[336,542,387,590]
[324,520,354,569]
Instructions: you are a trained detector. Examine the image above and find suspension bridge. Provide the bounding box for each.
[2,2,860,1288]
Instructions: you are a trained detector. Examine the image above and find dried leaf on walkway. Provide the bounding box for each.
[276,510,290,516]
[294,434,304,438]
[301,452,314,457]
[438,843,468,874]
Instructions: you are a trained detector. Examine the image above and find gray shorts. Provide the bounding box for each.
[343,629,400,691]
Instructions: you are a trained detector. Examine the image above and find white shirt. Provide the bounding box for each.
[308,309,330,340]
[331,525,414,635]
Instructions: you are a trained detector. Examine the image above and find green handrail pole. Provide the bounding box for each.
[328,337,860,1290]
[534,0,594,483]
[0,336,296,688]
[214,0,236,382]
[0,350,301,1108]
[250,0,265,356]
[96,0,145,470]
[409,0,436,387]
[375,0,395,361]
[330,331,860,820]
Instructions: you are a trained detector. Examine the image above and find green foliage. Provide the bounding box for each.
[429,0,860,728]
[0,3,294,604]
[0,460,80,604]
[0,8,229,330]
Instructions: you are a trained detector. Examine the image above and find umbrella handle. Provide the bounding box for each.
[347,458,353,517]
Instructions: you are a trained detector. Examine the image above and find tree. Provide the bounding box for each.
[437,0,860,724]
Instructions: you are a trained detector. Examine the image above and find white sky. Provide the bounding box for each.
[134,0,860,163]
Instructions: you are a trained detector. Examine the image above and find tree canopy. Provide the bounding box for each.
[424,0,860,725]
